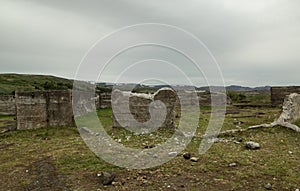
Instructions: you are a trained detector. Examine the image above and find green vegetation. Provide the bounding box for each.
[228,91,271,104]
[0,73,73,95]
[294,120,300,127]
[227,91,247,102]
[1,105,299,190]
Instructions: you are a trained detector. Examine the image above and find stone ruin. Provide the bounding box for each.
[112,88,178,129]
[271,86,300,106]
[111,88,230,130]
[0,95,16,115]
[276,93,300,127]
[2,87,230,131]
[249,93,300,132]
[15,90,74,130]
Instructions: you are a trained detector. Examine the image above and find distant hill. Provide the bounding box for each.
[0,73,73,95]
[0,73,272,95]
[199,85,271,92]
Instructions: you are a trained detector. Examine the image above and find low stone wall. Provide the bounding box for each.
[15,90,74,130]
[0,95,16,115]
[271,86,300,106]
[197,91,231,106]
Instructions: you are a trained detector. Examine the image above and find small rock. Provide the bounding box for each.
[295,189,299,191]
[183,152,191,160]
[190,157,199,162]
[168,151,178,157]
[229,162,237,167]
[98,172,116,185]
[143,144,155,149]
[288,151,293,154]
[245,141,260,150]
[264,183,272,190]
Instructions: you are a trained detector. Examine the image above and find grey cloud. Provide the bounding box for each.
[0,0,299,86]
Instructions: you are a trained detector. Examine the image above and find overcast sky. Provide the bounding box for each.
[1,0,300,87]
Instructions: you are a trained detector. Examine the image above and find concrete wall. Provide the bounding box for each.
[12,88,229,130]
[15,90,74,130]
[112,88,178,128]
[98,90,230,108]
[47,91,74,127]
[271,86,300,106]
[0,95,16,115]
[72,91,97,116]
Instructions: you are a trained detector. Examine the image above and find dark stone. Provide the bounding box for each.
[264,183,272,190]
[98,172,116,185]
[183,152,191,160]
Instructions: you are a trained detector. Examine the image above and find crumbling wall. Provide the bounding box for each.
[47,91,74,127]
[197,91,231,106]
[15,90,74,130]
[98,92,112,108]
[112,88,178,128]
[72,91,97,116]
[0,95,16,115]
[97,90,230,109]
[271,86,300,106]
[15,91,48,130]
[276,93,300,124]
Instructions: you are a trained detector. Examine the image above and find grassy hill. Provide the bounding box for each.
[0,73,73,95]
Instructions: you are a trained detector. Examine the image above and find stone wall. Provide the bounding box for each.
[12,88,229,130]
[111,88,230,129]
[99,90,230,108]
[112,88,178,129]
[72,91,97,116]
[271,86,300,106]
[15,90,74,130]
[197,91,231,106]
[98,92,112,108]
[0,95,16,115]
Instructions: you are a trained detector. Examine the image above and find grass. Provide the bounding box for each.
[0,73,73,95]
[228,90,271,105]
[1,105,300,190]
